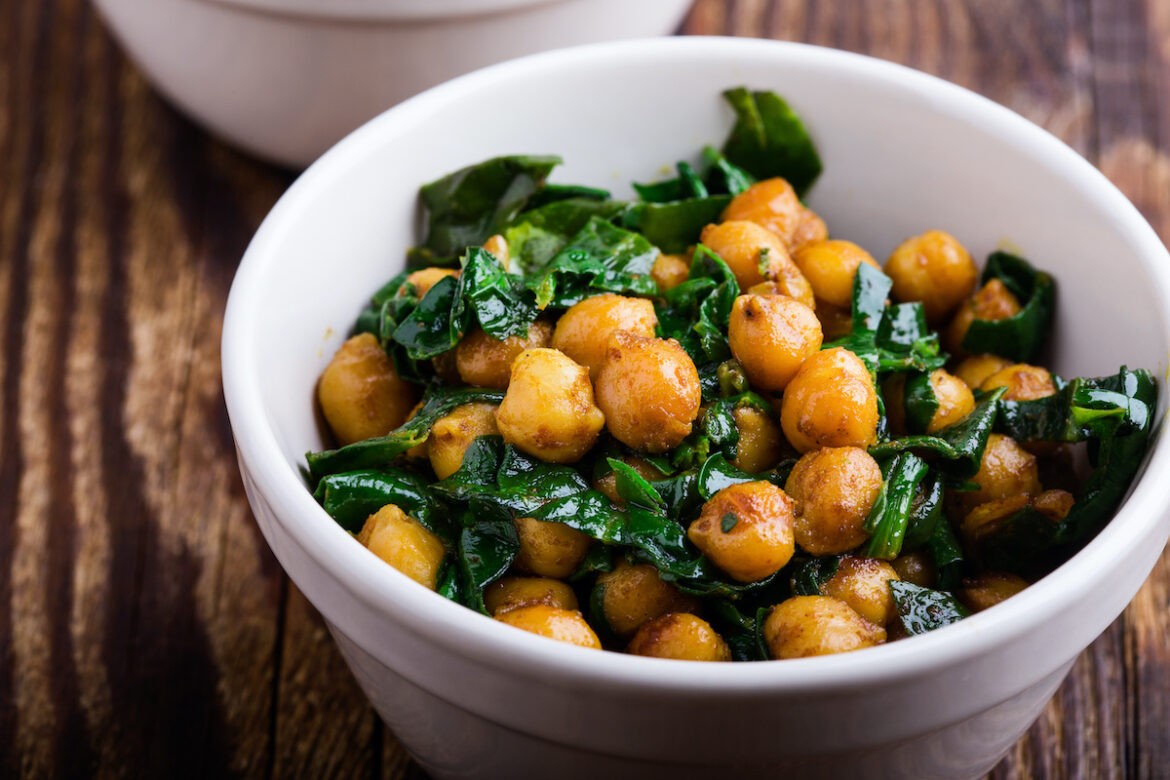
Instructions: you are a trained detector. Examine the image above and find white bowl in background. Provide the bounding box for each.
[92,0,694,168]
[222,37,1170,779]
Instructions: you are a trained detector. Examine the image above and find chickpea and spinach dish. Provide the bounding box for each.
[306,89,1156,661]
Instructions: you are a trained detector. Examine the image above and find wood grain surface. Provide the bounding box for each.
[1,0,1168,777]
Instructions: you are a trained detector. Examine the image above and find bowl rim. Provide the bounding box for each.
[222,35,1170,697]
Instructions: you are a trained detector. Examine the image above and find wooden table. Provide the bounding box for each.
[2,0,1167,776]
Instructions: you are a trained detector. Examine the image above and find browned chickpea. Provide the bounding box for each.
[428,402,499,479]
[792,239,881,309]
[927,369,976,432]
[688,481,796,582]
[883,374,908,436]
[955,433,1041,515]
[763,596,886,659]
[550,293,658,379]
[720,177,805,248]
[455,320,553,389]
[593,457,663,504]
[945,279,1022,355]
[792,207,829,251]
[979,363,1057,401]
[495,348,605,464]
[958,572,1029,613]
[699,221,815,307]
[482,233,511,270]
[822,556,900,627]
[885,230,978,324]
[652,253,691,292]
[891,551,937,588]
[512,516,591,579]
[953,354,1012,390]
[727,294,823,392]
[961,494,1031,542]
[814,299,855,340]
[731,406,784,473]
[431,349,461,385]
[780,347,880,453]
[596,562,698,636]
[785,446,883,555]
[318,333,419,446]
[1032,489,1075,521]
[627,613,732,662]
[356,504,446,590]
[404,267,458,298]
[495,605,601,649]
[484,576,579,616]
[594,332,701,453]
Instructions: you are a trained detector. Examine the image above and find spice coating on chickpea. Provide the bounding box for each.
[596,562,698,636]
[317,332,418,446]
[885,230,978,323]
[731,406,784,473]
[945,278,1021,355]
[953,354,1013,390]
[927,369,977,432]
[427,402,499,480]
[455,320,553,390]
[780,347,880,453]
[594,332,701,453]
[764,596,886,659]
[791,207,829,251]
[594,457,663,504]
[627,613,732,662]
[958,572,1029,613]
[785,446,883,555]
[822,557,901,627]
[551,293,658,379]
[814,299,855,340]
[728,294,823,392]
[955,433,1042,515]
[356,504,446,590]
[495,348,605,464]
[404,266,458,298]
[513,516,592,579]
[484,576,579,616]
[700,220,815,307]
[495,605,602,649]
[979,363,1056,401]
[651,253,691,292]
[481,234,511,270]
[792,239,881,309]
[720,177,816,251]
[688,481,796,582]
[891,551,938,588]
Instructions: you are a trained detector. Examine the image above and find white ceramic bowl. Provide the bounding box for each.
[92,0,693,168]
[222,37,1170,779]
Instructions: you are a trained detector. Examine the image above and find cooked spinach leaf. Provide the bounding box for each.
[890,580,970,635]
[869,388,1005,478]
[457,517,519,614]
[720,87,822,197]
[504,197,629,274]
[313,468,446,537]
[960,251,1056,363]
[621,195,733,254]
[790,555,842,596]
[656,245,740,365]
[864,452,930,560]
[528,217,659,309]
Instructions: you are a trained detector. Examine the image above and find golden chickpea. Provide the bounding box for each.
[356,504,446,590]
[961,493,1031,542]
[484,576,579,616]
[431,349,461,385]
[979,363,1057,401]
[731,406,784,473]
[482,233,511,270]
[627,613,732,662]
[596,562,698,636]
[953,354,1012,390]
[455,320,553,390]
[792,239,881,309]
[792,207,829,251]
[495,605,601,649]
[727,294,823,392]
[495,348,605,464]
[958,572,1029,613]
[688,481,796,583]
[814,299,855,340]
[763,596,886,659]
[699,221,815,307]
[891,551,937,588]
[780,347,880,453]
[945,279,1022,355]
[594,332,701,453]
[720,177,805,248]
[927,369,976,432]
[822,556,900,627]
[954,434,1041,515]
[885,230,978,323]
[318,333,418,446]
[785,446,883,555]
[404,267,458,298]
[427,402,499,480]
[550,294,658,379]
[513,516,592,579]
[1032,489,1075,522]
[594,457,663,504]
[652,253,691,292]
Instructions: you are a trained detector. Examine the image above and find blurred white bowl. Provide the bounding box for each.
[222,37,1170,779]
[93,0,693,167]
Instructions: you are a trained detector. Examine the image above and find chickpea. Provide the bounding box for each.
[927,369,976,432]
[356,504,446,590]
[780,347,880,453]
[455,320,553,390]
[688,481,796,582]
[945,278,1021,355]
[484,576,579,616]
[719,177,805,248]
[594,332,701,453]
[763,596,886,659]
[785,446,883,555]
[403,266,458,298]
[727,294,823,392]
[495,348,605,464]
[495,605,601,649]
[953,354,1012,390]
[958,572,1029,613]
[792,239,881,309]
[431,349,461,385]
[550,293,657,379]
[699,221,815,307]
[427,402,499,480]
[513,516,592,579]
[954,433,1041,515]
[652,253,691,292]
[792,207,829,252]
[961,493,1031,542]
[481,233,511,270]
[814,299,854,340]
[891,551,937,588]
[979,363,1057,401]
[731,406,784,473]
[1032,489,1074,522]
[594,457,663,504]
[596,562,698,636]
[885,230,978,323]
[822,556,900,627]
[318,333,418,446]
[627,613,732,662]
